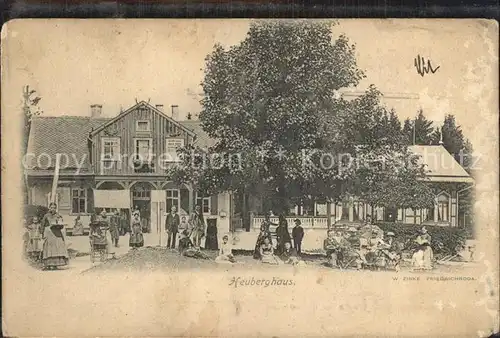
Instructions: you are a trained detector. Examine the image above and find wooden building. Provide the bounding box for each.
[25,101,230,238]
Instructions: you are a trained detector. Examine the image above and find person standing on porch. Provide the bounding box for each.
[292,218,305,255]
[165,206,180,249]
[189,205,205,248]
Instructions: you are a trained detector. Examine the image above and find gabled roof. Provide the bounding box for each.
[27,116,110,170]
[91,101,195,137]
[26,116,216,172]
[409,145,474,183]
[178,120,217,149]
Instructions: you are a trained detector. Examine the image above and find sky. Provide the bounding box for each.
[2,19,498,142]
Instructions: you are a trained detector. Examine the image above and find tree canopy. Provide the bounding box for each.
[167,21,440,214]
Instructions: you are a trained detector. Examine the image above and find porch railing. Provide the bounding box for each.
[251,216,336,229]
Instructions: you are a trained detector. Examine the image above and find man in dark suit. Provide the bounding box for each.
[165,205,180,249]
[292,218,305,254]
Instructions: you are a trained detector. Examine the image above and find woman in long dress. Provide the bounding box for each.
[205,220,218,250]
[41,203,69,269]
[275,215,291,255]
[129,211,144,249]
[413,226,433,270]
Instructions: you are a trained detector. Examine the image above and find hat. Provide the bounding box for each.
[420,226,427,234]
[386,232,395,237]
[294,219,301,225]
[348,227,358,232]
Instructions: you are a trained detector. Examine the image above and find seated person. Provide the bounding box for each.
[280,242,302,265]
[259,237,281,265]
[215,235,236,263]
[178,230,210,260]
[323,230,349,268]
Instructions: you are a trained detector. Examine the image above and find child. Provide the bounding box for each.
[292,219,305,254]
[26,216,43,260]
[280,241,300,265]
[259,237,281,265]
[216,235,236,263]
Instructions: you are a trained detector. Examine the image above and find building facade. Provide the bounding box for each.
[25,101,231,239]
[25,101,474,250]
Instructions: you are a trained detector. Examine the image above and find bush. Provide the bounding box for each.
[24,205,49,223]
[375,222,472,256]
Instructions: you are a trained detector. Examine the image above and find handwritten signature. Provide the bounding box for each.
[414,54,440,77]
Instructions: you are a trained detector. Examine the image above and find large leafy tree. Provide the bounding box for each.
[330,88,434,212]
[192,21,364,214]
[168,21,434,217]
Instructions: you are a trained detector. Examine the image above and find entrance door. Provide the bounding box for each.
[132,186,151,233]
[151,190,166,239]
[385,207,397,222]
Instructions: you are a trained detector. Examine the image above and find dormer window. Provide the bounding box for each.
[136,120,151,132]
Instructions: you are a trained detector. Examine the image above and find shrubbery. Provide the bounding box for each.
[376,222,473,256]
[24,205,49,223]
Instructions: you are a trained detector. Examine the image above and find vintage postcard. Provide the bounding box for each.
[1,19,499,337]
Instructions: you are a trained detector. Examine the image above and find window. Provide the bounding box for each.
[165,138,185,162]
[71,188,87,214]
[437,194,449,222]
[195,192,211,214]
[136,120,151,132]
[101,137,120,160]
[134,138,153,161]
[166,189,180,212]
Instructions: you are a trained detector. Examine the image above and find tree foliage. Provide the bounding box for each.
[167,21,437,215]
[402,109,434,145]
[22,85,43,155]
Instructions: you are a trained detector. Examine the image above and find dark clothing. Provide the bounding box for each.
[165,212,180,248]
[109,215,120,246]
[253,230,272,259]
[281,247,298,261]
[165,213,180,233]
[167,231,178,249]
[276,224,291,255]
[292,225,304,254]
[178,237,194,254]
[205,221,218,250]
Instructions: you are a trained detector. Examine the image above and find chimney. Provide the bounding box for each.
[155,104,164,113]
[171,105,179,120]
[90,104,102,118]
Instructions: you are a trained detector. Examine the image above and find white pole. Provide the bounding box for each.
[50,153,61,204]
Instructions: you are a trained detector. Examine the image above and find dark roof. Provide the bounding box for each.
[27,116,110,170]
[178,120,217,149]
[26,116,214,172]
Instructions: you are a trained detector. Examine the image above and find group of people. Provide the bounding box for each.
[322,217,434,271]
[252,214,306,266]
[165,205,233,263]
[23,202,70,270]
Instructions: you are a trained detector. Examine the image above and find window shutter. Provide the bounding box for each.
[210,195,218,215]
[180,189,190,215]
[87,188,94,214]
